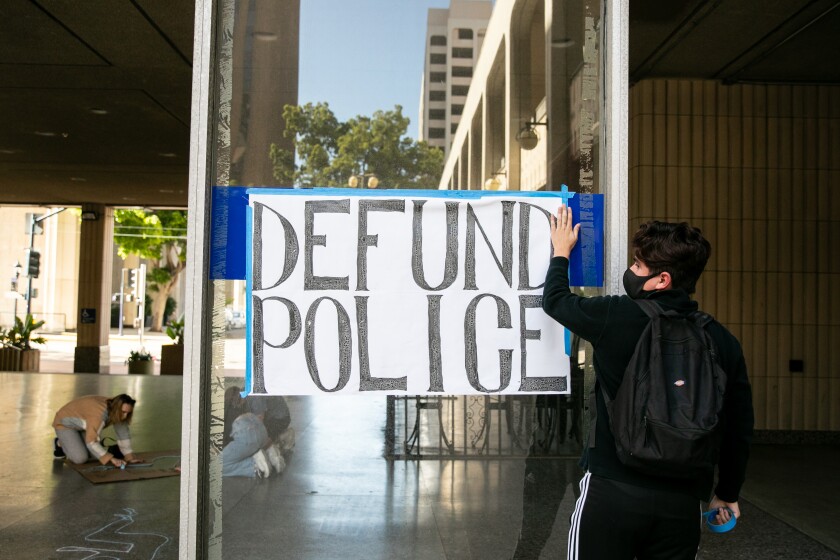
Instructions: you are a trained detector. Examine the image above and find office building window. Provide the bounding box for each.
[451,123,459,134]
[430,35,446,46]
[429,90,446,101]
[428,109,445,120]
[452,66,472,78]
[451,104,464,116]
[458,28,473,40]
[451,85,469,97]
[452,47,473,59]
[430,72,446,83]
[430,53,446,65]
[428,127,445,139]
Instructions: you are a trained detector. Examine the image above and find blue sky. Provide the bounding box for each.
[298,0,452,140]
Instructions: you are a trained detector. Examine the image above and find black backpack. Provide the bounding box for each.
[601,299,727,478]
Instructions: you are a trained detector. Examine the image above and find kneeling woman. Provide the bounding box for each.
[53,394,140,467]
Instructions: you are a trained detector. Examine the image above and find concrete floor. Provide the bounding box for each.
[1,370,838,559]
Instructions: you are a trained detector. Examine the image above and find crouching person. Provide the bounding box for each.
[222,387,284,478]
[53,394,140,468]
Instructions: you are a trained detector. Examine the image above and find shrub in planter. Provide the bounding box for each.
[1,315,46,372]
[126,348,155,375]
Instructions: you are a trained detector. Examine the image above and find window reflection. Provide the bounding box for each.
[210,1,601,557]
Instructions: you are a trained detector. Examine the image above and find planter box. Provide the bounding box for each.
[0,347,22,371]
[128,360,154,375]
[160,344,184,375]
[20,349,40,372]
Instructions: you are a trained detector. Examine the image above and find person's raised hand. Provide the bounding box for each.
[550,204,580,258]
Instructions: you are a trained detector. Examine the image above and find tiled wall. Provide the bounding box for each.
[629,79,840,431]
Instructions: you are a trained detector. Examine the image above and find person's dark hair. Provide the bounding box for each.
[632,221,711,294]
[107,394,136,425]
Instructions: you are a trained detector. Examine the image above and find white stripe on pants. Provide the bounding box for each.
[567,471,591,560]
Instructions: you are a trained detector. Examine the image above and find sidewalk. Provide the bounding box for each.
[36,328,247,375]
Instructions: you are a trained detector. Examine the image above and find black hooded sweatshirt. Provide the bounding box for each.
[543,257,754,502]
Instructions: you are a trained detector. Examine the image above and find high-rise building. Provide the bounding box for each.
[418,0,493,156]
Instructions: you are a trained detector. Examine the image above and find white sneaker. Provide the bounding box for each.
[266,444,286,474]
[252,449,271,478]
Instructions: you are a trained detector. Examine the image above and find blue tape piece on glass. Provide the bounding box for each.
[568,193,604,287]
[243,205,254,397]
[703,509,737,533]
[210,186,251,280]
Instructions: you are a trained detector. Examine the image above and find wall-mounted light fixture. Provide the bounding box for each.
[484,172,506,191]
[348,174,379,189]
[80,210,99,221]
[516,120,548,151]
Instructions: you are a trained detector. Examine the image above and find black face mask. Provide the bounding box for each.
[623,268,659,299]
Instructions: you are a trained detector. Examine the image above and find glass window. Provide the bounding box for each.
[451,85,469,97]
[430,53,446,65]
[191,1,609,557]
[451,66,473,78]
[430,71,446,83]
[452,47,473,59]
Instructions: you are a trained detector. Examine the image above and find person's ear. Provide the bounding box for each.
[655,271,672,290]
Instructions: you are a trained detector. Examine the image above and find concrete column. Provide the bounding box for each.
[74,204,114,373]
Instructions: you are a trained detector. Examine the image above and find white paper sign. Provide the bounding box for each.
[246,189,573,395]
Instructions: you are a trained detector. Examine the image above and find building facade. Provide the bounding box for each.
[418,0,493,156]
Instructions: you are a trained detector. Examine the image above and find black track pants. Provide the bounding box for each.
[567,472,701,560]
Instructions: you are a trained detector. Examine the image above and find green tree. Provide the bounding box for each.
[270,102,444,189]
[114,209,187,332]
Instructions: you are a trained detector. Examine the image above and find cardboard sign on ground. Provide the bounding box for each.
[68,450,181,484]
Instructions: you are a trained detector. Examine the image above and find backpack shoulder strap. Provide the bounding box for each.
[633,298,662,319]
[691,311,714,329]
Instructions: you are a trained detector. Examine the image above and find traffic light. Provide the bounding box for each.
[25,249,40,278]
[128,266,146,301]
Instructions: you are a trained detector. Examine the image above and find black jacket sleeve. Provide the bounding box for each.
[713,346,754,503]
[541,256,614,345]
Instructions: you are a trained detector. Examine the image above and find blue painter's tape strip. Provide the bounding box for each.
[564,328,571,357]
[243,205,253,397]
[245,186,577,200]
[568,194,604,287]
[210,186,250,280]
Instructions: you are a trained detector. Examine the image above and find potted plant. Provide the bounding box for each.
[160,318,184,375]
[1,315,46,372]
[126,348,155,375]
[0,327,21,371]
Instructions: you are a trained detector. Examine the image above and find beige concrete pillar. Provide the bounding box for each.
[74,204,114,373]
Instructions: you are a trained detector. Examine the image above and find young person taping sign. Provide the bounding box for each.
[245,187,602,396]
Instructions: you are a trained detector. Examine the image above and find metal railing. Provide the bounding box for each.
[0,312,66,333]
[385,387,584,460]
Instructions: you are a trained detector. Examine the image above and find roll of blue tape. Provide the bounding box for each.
[703,508,736,533]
